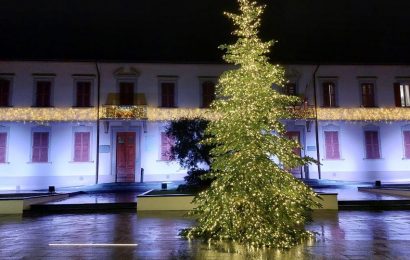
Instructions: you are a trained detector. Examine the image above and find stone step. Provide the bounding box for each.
[338,200,410,210]
[28,202,137,213]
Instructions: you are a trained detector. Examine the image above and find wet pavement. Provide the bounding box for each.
[1,180,408,206]
[41,181,183,205]
[0,210,409,259]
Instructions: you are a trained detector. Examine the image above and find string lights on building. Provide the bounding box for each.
[0,107,409,123]
[316,108,410,122]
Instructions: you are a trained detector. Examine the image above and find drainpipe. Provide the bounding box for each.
[312,65,321,179]
[95,61,101,184]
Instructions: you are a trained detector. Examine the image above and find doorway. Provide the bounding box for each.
[116,132,136,182]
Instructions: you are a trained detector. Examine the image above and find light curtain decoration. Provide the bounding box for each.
[1,107,409,122]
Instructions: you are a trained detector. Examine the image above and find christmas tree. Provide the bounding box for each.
[182,0,320,249]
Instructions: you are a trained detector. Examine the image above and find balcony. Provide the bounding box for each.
[287,101,315,120]
[100,105,147,120]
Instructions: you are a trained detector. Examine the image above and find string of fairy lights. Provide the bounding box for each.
[0,106,409,123]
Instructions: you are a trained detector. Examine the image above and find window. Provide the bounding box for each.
[202,81,215,108]
[119,82,134,106]
[322,82,336,107]
[361,83,375,107]
[32,132,49,162]
[74,132,90,162]
[394,83,410,107]
[35,80,51,107]
[0,78,10,107]
[76,81,91,107]
[404,130,410,159]
[161,82,175,107]
[364,130,380,159]
[0,132,6,163]
[160,132,174,161]
[284,83,297,96]
[324,131,340,159]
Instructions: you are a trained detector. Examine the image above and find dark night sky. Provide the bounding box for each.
[1,0,410,64]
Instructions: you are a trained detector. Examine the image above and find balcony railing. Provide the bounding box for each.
[100,105,147,120]
[287,102,315,119]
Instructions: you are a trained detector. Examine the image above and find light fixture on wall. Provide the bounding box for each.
[103,121,110,134]
[306,120,312,132]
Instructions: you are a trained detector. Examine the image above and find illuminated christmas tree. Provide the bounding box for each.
[182,0,320,248]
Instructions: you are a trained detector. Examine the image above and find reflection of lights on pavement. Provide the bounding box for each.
[49,243,138,247]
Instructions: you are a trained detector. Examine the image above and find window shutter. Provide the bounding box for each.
[161,84,165,106]
[32,133,40,162]
[168,83,175,107]
[160,132,168,160]
[0,79,10,107]
[365,131,372,159]
[76,83,82,106]
[76,82,91,107]
[394,83,402,107]
[36,81,51,107]
[362,83,375,107]
[325,132,332,158]
[160,132,174,160]
[365,131,380,159]
[74,132,82,161]
[82,132,90,161]
[329,83,336,107]
[161,83,175,107]
[372,132,380,158]
[32,132,49,162]
[74,132,90,162]
[325,131,340,159]
[40,133,49,162]
[323,83,330,107]
[404,131,410,159]
[0,133,6,163]
[332,132,340,159]
[161,84,167,107]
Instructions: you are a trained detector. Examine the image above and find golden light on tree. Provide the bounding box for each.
[181,0,319,249]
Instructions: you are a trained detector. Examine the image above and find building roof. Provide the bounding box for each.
[1,0,410,64]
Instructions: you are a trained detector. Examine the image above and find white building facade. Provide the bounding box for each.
[0,61,409,190]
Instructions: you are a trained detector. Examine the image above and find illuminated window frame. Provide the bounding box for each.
[72,75,95,108]
[115,70,139,107]
[363,125,382,160]
[71,125,93,163]
[357,77,377,108]
[322,124,342,160]
[33,74,55,107]
[0,125,10,164]
[402,125,410,159]
[30,126,51,163]
[318,77,338,108]
[394,77,410,107]
[158,76,178,108]
[0,74,14,107]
